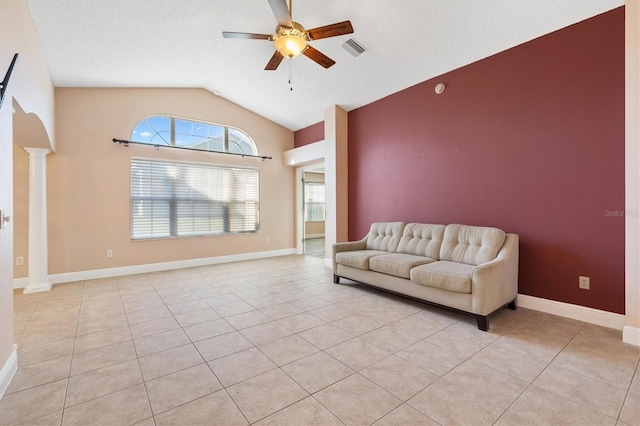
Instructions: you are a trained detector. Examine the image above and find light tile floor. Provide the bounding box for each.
[2,255,639,425]
[303,238,325,259]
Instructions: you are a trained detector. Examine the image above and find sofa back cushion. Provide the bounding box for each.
[397,223,446,259]
[440,224,506,265]
[365,222,405,252]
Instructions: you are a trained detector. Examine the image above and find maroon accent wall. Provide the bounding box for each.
[294,121,325,147]
[347,8,625,314]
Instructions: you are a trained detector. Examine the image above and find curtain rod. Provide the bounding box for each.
[0,53,19,110]
[112,138,272,160]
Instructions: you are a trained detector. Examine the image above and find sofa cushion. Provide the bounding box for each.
[369,253,437,279]
[335,250,389,270]
[397,223,446,259]
[410,261,474,294]
[440,224,506,266]
[365,222,405,252]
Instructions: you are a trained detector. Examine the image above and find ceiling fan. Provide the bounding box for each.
[222,0,354,70]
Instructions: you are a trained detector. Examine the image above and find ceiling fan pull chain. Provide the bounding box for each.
[289,58,293,91]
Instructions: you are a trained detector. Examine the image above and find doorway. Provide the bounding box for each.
[300,166,325,258]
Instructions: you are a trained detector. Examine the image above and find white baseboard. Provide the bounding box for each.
[517,294,626,330]
[0,344,18,399]
[13,248,296,289]
[13,277,27,289]
[623,326,640,346]
[304,234,325,239]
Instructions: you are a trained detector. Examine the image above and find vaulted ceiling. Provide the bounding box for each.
[26,0,623,131]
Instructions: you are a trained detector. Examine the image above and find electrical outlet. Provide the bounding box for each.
[265,237,270,244]
[16,256,24,266]
[106,249,113,258]
[579,276,590,290]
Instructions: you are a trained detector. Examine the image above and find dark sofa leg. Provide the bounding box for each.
[475,315,488,331]
[507,298,517,310]
[333,274,340,284]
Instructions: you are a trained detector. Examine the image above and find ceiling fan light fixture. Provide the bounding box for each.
[274,35,306,57]
[274,23,307,58]
[223,1,353,71]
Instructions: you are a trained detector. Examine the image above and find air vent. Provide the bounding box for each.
[342,38,366,57]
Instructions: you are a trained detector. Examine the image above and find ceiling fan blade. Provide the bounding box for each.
[267,0,292,27]
[307,21,354,40]
[223,31,272,40]
[265,51,284,70]
[303,45,336,68]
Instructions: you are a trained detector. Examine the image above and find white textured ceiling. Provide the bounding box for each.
[26,0,623,131]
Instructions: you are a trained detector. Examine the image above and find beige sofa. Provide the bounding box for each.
[332,222,519,331]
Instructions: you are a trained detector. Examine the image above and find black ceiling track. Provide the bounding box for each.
[112,138,272,160]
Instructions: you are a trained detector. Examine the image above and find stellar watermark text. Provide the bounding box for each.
[604,209,640,217]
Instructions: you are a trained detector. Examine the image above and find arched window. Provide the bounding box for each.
[129,115,260,239]
[131,115,258,156]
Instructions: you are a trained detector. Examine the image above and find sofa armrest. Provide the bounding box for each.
[470,233,519,315]
[332,238,367,273]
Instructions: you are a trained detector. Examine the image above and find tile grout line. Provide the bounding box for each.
[57,279,88,426]
[615,355,640,424]
[10,259,638,426]
[120,275,156,425]
[188,274,355,424]
[145,270,248,424]
[492,320,619,425]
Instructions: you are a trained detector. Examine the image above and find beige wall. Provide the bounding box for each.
[0,101,15,391]
[13,87,295,278]
[305,221,325,236]
[304,171,324,183]
[333,107,349,242]
[324,106,349,259]
[13,147,29,278]
[0,0,56,392]
[1,1,55,150]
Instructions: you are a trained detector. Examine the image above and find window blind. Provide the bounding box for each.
[304,182,325,222]
[130,158,259,239]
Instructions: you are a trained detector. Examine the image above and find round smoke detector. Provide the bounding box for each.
[435,83,446,95]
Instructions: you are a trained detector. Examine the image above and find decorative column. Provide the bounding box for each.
[23,147,51,294]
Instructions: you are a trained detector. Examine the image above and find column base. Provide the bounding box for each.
[23,281,52,294]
